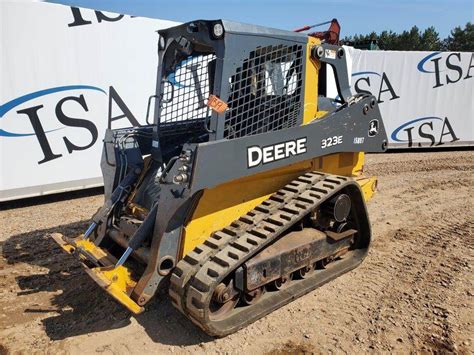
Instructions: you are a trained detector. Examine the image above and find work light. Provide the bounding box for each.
[212,23,224,38]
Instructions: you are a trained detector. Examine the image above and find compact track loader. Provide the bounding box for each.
[53,19,387,336]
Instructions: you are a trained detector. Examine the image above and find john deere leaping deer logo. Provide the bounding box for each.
[368,119,379,137]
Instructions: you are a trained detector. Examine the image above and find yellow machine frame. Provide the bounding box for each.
[181,36,376,257]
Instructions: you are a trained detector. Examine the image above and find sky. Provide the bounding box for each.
[46,0,473,38]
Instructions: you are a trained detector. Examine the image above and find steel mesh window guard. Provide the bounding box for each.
[160,53,216,124]
[224,44,304,139]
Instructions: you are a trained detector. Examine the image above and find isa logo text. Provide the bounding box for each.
[391,116,459,148]
[417,52,473,89]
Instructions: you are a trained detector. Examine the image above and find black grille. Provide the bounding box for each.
[160,53,216,124]
[224,44,304,139]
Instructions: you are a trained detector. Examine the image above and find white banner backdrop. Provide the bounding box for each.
[1,1,177,201]
[1,2,473,201]
[346,47,474,149]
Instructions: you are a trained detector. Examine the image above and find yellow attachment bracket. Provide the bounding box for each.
[51,233,144,315]
[85,266,143,314]
[354,176,378,202]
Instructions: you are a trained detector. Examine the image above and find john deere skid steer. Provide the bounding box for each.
[53,19,387,336]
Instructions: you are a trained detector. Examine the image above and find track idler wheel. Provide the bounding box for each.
[242,287,265,305]
[269,274,293,291]
[209,281,239,320]
[316,257,331,269]
[326,194,351,222]
[295,265,314,279]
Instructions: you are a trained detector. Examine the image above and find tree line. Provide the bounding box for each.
[342,22,473,51]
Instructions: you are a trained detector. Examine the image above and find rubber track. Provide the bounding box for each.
[169,172,352,335]
[169,172,327,312]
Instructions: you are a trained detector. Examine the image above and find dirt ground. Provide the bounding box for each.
[1,150,473,354]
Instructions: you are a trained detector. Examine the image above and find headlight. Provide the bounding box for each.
[158,36,166,50]
[212,23,224,38]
